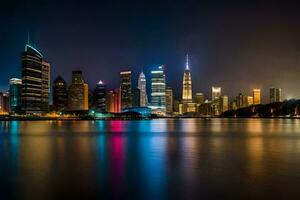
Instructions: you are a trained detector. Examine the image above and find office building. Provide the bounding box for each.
[9,78,22,114]
[195,93,205,105]
[107,88,121,113]
[132,88,141,107]
[247,96,253,106]
[68,71,89,111]
[150,65,166,113]
[220,95,228,113]
[182,54,192,103]
[166,86,173,114]
[253,89,261,105]
[212,87,221,102]
[52,76,68,112]
[94,80,106,112]
[270,87,282,103]
[120,70,132,109]
[0,92,9,114]
[21,43,50,114]
[138,72,148,106]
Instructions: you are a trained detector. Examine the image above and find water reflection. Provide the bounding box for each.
[0,119,300,198]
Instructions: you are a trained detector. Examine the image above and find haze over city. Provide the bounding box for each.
[1,1,300,102]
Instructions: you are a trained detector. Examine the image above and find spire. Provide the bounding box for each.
[185,54,189,70]
[27,31,30,45]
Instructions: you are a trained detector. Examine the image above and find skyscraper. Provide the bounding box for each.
[94,80,106,112]
[270,87,282,103]
[212,87,221,101]
[253,89,261,105]
[151,66,166,113]
[21,43,50,114]
[9,78,22,114]
[182,54,192,103]
[106,88,121,113]
[52,76,68,112]
[120,70,132,109]
[219,95,228,113]
[166,86,173,114]
[132,88,141,107]
[68,71,89,111]
[138,72,148,106]
[0,92,9,114]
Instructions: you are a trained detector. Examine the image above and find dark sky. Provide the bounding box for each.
[1,0,300,102]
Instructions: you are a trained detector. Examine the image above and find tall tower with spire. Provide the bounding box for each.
[182,54,193,103]
[138,72,148,106]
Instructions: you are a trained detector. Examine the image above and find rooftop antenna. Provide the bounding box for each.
[27,31,31,45]
[186,54,189,70]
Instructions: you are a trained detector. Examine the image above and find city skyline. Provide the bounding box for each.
[1,1,300,101]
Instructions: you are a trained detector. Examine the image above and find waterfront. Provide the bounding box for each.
[1,119,300,199]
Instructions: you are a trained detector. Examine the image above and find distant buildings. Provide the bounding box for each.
[68,71,89,111]
[212,87,221,115]
[94,80,106,112]
[150,66,166,113]
[52,76,68,112]
[166,86,173,114]
[120,70,132,109]
[253,88,261,105]
[138,72,148,106]
[9,78,22,114]
[270,87,282,103]
[21,44,50,114]
[212,87,221,101]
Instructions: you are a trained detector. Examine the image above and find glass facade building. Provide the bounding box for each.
[94,80,106,112]
[120,71,132,109]
[53,76,68,112]
[9,78,22,114]
[150,66,166,112]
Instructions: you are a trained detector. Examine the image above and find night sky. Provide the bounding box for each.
[1,0,300,102]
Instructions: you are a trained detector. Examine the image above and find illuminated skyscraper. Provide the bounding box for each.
[68,71,88,111]
[182,54,192,103]
[166,86,173,114]
[212,87,221,101]
[151,66,166,112]
[120,70,132,109]
[247,96,253,106]
[9,78,22,114]
[219,95,228,113]
[94,80,106,112]
[0,92,9,114]
[253,89,261,105]
[21,43,50,114]
[270,87,282,103]
[138,72,148,106]
[53,76,68,112]
[106,88,121,113]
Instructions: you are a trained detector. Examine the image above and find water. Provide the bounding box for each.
[1,119,300,199]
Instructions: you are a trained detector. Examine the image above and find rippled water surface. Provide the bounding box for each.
[1,119,300,199]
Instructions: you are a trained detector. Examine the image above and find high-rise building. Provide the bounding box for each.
[21,43,50,114]
[219,95,228,113]
[106,88,121,113]
[270,87,282,103]
[195,93,205,105]
[94,80,106,112]
[0,92,9,114]
[138,72,148,106]
[52,76,68,112]
[166,86,173,114]
[132,88,141,107]
[212,87,221,102]
[247,96,253,106]
[120,70,132,109]
[182,54,192,103]
[151,66,166,113]
[236,93,248,108]
[253,89,261,105]
[9,78,22,114]
[68,71,88,111]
